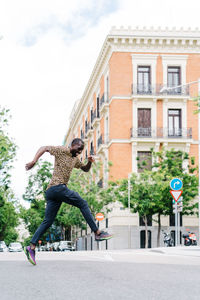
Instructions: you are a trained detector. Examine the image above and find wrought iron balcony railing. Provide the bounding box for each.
[90,147,95,156]
[131,84,190,96]
[100,93,109,107]
[97,134,109,149]
[130,127,192,139]
[91,109,100,125]
[81,131,85,140]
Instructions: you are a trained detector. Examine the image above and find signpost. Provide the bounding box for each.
[95,213,104,221]
[170,178,183,246]
[95,213,104,250]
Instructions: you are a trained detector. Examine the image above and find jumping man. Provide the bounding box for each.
[24,138,112,265]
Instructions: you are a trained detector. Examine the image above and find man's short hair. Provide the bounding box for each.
[71,138,84,147]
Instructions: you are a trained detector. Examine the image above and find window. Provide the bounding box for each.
[137,66,151,94]
[97,96,100,118]
[97,178,103,188]
[81,129,84,139]
[167,67,181,94]
[137,108,151,136]
[169,214,182,227]
[91,109,93,124]
[140,230,151,248]
[85,119,88,133]
[139,216,152,226]
[137,151,152,173]
[90,141,94,155]
[168,109,182,136]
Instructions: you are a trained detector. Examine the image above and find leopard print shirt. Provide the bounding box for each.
[46,146,84,189]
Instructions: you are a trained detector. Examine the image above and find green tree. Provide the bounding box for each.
[116,148,198,248]
[20,160,53,243]
[152,148,198,246]
[0,107,19,244]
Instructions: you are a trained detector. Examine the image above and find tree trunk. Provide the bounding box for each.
[144,215,148,249]
[157,213,161,247]
[62,226,65,240]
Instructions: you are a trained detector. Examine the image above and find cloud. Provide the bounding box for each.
[0,0,200,203]
[1,0,119,47]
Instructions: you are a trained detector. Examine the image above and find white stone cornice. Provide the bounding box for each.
[108,26,200,54]
[109,26,200,38]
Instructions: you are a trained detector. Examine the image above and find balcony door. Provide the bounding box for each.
[97,96,100,118]
[138,108,151,136]
[137,66,151,94]
[167,67,181,94]
[168,109,181,137]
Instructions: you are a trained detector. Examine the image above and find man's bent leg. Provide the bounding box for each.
[30,198,61,245]
[61,188,98,232]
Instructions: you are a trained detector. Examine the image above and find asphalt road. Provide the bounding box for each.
[0,247,200,300]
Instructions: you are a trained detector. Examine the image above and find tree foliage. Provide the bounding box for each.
[0,107,19,244]
[20,161,53,243]
[116,148,198,248]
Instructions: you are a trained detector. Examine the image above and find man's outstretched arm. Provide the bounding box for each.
[25,146,49,170]
[81,156,95,172]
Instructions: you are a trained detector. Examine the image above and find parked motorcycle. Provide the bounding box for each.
[162,230,174,247]
[182,232,197,246]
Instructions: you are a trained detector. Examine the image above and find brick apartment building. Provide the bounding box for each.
[65,27,200,250]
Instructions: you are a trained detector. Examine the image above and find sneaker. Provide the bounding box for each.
[24,246,36,265]
[95,231,113,242]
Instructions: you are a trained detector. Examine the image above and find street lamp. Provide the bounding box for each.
[160,79,200,245]
[160,80,200,93]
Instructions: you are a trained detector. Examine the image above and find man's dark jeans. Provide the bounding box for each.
[31,184,98,245]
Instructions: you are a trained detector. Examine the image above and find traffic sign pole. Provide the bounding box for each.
[175,202,178,246]
[177,210,180,246]
[170,178,183,247]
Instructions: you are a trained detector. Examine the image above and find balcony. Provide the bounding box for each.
[131,84,190,97]
[90,146,95,156]
[91,109,100,128]
[130,127,192,139]
[97,134,109,153]
[81,131,85,140]
[100,93,109,113]
[86,122,93,138]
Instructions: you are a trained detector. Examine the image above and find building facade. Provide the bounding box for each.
[65,27,200,250]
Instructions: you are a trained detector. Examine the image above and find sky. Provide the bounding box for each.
[0,0,200,205]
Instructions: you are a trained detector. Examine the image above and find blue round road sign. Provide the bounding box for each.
[170,178,183,190]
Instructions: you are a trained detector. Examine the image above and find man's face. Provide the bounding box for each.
[70,142,84,157]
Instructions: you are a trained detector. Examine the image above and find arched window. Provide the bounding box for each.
[140,230,152,248]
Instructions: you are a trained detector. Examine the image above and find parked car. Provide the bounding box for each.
[0,241,8,252]
[58,241,75,251]
[40,245,46,251]
[45,243,54,251]
[8,242,23,252]
[53,242,60,251]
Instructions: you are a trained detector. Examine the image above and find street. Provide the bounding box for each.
[0,247,200,300]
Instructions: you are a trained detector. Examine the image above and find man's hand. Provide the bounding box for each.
[88,156,95,163]
[25,160,36,171]
[81,156,95,172]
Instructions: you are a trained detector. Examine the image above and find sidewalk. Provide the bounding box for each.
[150,245,200,257]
